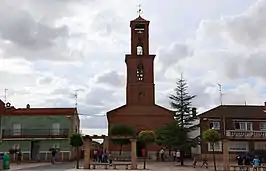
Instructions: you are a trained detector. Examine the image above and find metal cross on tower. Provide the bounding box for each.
[137,4,143,16]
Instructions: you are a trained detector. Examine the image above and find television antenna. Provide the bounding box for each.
[218,84,223,105]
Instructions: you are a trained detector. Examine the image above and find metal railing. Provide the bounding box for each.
[2,129,69,136]
[226,130,266,138]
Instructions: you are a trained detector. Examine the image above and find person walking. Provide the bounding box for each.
[193,156,197,168]
[176,150,180,162]
[172,150,176,162]
[159,148,165,162]
[253,156,260,171]
[201,156,208,168]
[51,148,56,164]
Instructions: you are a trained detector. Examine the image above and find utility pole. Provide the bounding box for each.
[218,84,223,105]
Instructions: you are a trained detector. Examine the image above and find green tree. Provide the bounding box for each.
[168,75,198,165]
[138,130,155,169]
[109,124,134,155]
[69,133,84,169]
[202,129,221,171]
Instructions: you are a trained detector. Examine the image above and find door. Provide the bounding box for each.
[13,123,21,135]
[31,141,40,161]
[52,123,60,135]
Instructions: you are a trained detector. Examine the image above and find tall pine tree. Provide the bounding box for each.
[169,75,197,127]
[169,74,199,165]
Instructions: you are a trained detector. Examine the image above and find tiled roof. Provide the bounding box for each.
[199,105,266,119]
[4,107,77,116]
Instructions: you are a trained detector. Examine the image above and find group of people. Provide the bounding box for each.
[93,149,112,164]
[157,148,181,162]
[237,155,262,170]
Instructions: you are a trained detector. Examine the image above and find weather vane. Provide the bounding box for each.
[137,4,143,17]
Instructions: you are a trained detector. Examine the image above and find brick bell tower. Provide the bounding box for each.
[125,15,156,106]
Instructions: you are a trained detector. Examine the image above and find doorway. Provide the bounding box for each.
[31,141,40,161]
[136,141,146,157]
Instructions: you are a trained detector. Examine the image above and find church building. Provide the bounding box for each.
[107,15,174,158]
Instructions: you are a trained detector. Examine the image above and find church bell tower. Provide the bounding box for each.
[125,14,155,105]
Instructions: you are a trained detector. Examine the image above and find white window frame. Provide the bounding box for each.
[235,122,253,131]
[52,123,60,135]
[210,121,220,130]
[229,141,249,152]
[260,122,266,130]
[208,141,222,152]
[12,123,21,135]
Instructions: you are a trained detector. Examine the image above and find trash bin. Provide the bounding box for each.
[3,153,10,170]
[0,153,4,170]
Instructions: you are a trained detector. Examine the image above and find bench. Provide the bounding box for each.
[90,163,109,169]
[231,165,251,171]
[230,165,266,171]
[112,163,131,169]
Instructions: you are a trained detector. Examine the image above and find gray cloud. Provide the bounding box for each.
[95,70,124,87]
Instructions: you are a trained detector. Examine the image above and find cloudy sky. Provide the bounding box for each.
[0,0,265,135]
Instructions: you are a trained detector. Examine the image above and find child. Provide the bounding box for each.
[201,156,208,168]
[193,156,197,168]
[108,152,112,165]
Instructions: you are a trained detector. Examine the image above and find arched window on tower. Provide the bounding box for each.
[136,63,144,81]
[136,45,143,55]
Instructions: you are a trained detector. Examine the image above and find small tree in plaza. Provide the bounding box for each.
[109,124,135,155]
[202,129,221,171]
[69,133,84,169]
[138,130,155,169]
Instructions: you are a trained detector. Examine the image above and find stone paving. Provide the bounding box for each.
[65,161,225,171]
[9,162,52,171]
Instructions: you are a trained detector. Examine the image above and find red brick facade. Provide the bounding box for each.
[107,16,174,152]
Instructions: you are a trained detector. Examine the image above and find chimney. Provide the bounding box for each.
[26,104,30,109]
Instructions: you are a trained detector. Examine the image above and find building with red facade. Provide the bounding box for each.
[107,15,174,158]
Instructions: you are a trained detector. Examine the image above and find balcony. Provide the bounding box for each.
[226,130,266,139]
[2,129,69,139]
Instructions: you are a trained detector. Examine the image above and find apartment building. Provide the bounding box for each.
[200,104,266,160]
[0,99,80,162]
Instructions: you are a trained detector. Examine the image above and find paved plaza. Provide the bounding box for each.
[9,160,227,171]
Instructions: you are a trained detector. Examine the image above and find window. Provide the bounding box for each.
[136,46,143,55]
[53,143,60,149]
[12,144,20,150]
[209,121,220,130]
[136,63,144,81]
[255,142,266,150]
[260,122,266,130]
[234,122,252,130]
[208,141,222,152]
[52,123,60,135]
[12,123,21,135]
[229,141,248,152]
